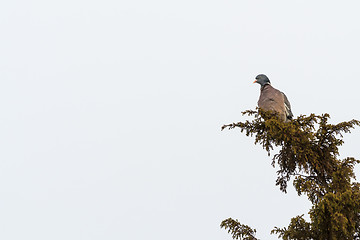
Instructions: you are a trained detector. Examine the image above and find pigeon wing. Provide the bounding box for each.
[282,92,293,120]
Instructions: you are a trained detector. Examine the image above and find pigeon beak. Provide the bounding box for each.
[253,80,257,83]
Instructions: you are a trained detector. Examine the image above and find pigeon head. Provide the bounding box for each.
[254,74,271,87]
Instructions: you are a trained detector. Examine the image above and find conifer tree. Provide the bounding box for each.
[221,109,360,240]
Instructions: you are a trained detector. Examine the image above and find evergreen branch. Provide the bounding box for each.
[221,218,257,240]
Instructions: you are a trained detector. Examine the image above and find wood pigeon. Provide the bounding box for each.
[253,74,293,122]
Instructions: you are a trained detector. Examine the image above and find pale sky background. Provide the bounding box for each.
[1,1,360,240]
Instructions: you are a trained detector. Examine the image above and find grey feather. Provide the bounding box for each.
[282,92,293,120]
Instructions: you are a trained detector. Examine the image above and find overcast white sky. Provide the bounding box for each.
[1,1,360,239]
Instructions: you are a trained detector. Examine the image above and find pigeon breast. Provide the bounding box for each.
[258,84,292,122]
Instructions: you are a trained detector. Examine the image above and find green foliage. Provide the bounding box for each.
[220,218,257,240]
[221,109,360,239]
[271,215,312,240]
